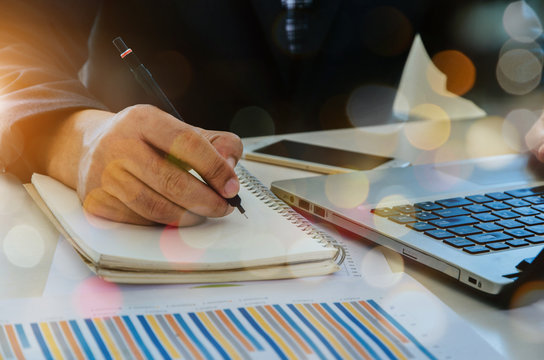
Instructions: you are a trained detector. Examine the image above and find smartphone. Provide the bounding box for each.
[244,139,409,174]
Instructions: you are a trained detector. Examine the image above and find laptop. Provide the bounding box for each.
[271,153,544,298]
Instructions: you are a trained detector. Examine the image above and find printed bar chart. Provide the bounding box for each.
[0,299,435,360]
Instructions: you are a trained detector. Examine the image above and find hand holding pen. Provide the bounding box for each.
[112,37,246,218]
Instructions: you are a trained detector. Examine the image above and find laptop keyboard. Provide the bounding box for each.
[371,186,544,255]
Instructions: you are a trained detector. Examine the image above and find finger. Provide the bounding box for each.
[100,164,206,226]
[525,116,544,158]
[132,106,240,199]
[538,144,544,162]
[112,142,235,218]
[83,187,155,225]
[203,130,244,167]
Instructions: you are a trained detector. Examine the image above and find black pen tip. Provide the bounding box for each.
[237,205,247,218]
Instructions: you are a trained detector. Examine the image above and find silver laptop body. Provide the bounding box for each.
[271,154,544,295]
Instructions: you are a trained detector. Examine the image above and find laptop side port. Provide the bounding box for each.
[313,205,325,218]
[298,199,310,211]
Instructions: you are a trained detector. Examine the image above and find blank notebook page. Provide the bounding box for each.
[31,172,336,271]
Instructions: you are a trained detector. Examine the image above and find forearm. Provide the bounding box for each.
[0,0,105,180]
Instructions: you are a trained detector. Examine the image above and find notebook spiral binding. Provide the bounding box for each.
[236,164,346,266]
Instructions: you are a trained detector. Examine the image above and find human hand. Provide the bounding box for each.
[526,113,544,162]
[46,105,243,226]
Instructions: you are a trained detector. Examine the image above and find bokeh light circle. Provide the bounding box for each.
[502,108,540,152]
[497,48,542,95]
[160,225,208,264]
[430,50,476,96]
[360,246,405,287]
[500,39,544,65]
[230,106,275,138]
[325,172,369,209]
[466,116,514,159]
[373,194,411,239]
[403,104,451,150]
[3,224,45,268]
[73,277,123,318]
[503,1,543,43]
[360,6,413,57]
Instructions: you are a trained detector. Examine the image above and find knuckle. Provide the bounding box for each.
[161,168,187,193]
[123,104,156,118]
[145,197,173,223]
[119,104,159,131]
[203,156,228,183]
[177,127,202,152]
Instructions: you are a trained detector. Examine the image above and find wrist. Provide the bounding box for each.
[46,109,113,190]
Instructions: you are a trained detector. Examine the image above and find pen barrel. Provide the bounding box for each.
[131,64,183,120]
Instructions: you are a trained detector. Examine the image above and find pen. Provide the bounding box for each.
[112,36,247,218]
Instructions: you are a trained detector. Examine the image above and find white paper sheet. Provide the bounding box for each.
[393,34,487,120]
[1,275,503,360]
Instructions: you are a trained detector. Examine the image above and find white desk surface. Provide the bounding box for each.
[1,117,542,359]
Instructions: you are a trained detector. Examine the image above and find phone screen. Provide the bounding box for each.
[253,140,392,171]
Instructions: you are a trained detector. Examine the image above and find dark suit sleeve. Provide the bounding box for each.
[0,0,107,179]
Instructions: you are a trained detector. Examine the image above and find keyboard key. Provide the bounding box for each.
[415,212,439,221]
[496,220,524,229]
[429,216,478,228]
[486,242,510,251]
[393,205,420,213]
[449,226,482,236]
[527,236,544,244]
[466,195,493,203]
[436,197,472,208]
[505,198,531,207]
[524,196,544,205]
[444,237,475,248]
[463,245,490,254]
[494,210,520,219]
[372,208,399,217]
[512,207,540,216]
[390,215,417,224]
[532,204,544,212]
[506,239,530,247]
[485,202,511,211]
[433,208,470,218]
[506,186,544,198]
[475,223,502,232]
[407,222,435,231]
[526,225,544,235]
[518,216,544,226]
[414,202,442,211]
[485,192,512,201]
[504,228,533,238]
[472,213,500,222]
[425,229,455,239]
[468,232,512,244]
[464,204,491,213]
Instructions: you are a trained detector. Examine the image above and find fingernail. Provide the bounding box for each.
[224,177,239,198]
[227,157,237,169]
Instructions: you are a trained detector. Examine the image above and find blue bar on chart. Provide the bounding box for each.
[0,299,437,359]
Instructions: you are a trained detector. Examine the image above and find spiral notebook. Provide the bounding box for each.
[25,165,344,284]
